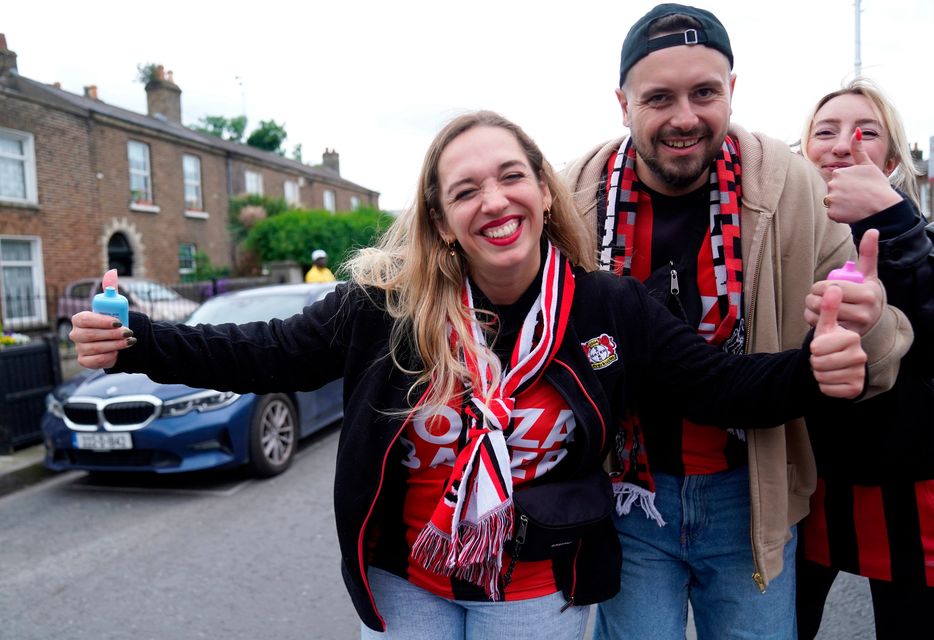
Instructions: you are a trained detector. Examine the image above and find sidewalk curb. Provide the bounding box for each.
[0,447,54,499]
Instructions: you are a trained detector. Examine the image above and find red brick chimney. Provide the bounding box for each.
[322,148,340,175]
[84,85,98,100]
[145,64,182,123]
[0,34,18,77]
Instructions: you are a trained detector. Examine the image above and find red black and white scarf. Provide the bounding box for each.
[411,241,575,600]
[602,137,745,525]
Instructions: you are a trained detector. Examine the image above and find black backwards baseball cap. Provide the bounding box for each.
[618,3,733,86]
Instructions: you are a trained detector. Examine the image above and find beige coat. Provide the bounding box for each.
[563,123,912,588]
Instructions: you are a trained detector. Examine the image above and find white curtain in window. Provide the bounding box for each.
[0,157,26,199]
[2,265,35,319]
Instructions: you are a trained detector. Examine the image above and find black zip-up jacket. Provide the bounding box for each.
[806,198,934,484]
[113,269,828,631]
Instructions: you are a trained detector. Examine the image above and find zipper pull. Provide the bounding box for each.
[502,514,529,588]
[516,514,528,545]
[560,596,575,612]
[669,261,680,295]
[752,572,767,593]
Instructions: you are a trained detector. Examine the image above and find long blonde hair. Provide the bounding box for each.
[802,77,921,207]
[347,111,596,410]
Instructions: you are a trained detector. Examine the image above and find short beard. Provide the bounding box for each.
[631,129,724,191]
[639,153,711,190]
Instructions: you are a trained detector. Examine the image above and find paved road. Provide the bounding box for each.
[1,426,873,639]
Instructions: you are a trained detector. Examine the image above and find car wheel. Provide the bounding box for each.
[57,320,73,344]
[248,394,298,478]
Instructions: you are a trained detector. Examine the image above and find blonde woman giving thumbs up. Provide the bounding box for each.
[797,78,934,640]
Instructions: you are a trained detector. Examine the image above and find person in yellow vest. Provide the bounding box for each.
[305,249,335,283]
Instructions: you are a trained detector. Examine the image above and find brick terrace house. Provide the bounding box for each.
[0,34,379,332]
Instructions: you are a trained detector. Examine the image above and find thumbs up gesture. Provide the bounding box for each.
[809,285,867,398]
[805,229,884,336]
[822,128,902,223]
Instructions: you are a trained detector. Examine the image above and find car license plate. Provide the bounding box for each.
[74,432,133,450]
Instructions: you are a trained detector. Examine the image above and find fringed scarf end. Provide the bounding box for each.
[613,480,666,527]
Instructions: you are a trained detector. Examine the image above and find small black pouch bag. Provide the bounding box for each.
[508,468,614,562]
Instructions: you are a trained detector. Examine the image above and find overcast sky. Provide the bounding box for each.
[5,0,932,211]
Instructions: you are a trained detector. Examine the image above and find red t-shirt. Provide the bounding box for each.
[399,379,573,600]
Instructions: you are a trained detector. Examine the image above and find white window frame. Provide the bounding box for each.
[178,242,197,276]
[244,170,263,196]
[0,235,47,329]
[323,189,336,213]
[126,140,155,210]
[0,126,38,205]
[284,180,300,206]
[182,154,205,215]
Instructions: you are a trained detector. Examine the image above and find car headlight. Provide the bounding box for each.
[45,393,65,419]
[162,390,241,418]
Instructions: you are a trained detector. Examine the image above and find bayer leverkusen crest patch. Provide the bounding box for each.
[582,334,618,370]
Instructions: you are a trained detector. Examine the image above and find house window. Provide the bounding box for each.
[0,236,46,329]
[0,127,38,204]
[323,189,336,213]
[350,195,361,210]
[245,170,263,195]
[127,141,153,204]
[183,154,203,211]
[920,181,930,221]
[284,180,300,206]
[179,243,197,276]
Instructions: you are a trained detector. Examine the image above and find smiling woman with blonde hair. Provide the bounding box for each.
[797,77,934,640]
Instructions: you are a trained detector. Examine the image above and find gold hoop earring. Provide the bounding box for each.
[446,239,457,257]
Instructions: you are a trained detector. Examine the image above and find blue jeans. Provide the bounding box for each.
[361,566,589,639]
[593,466,797,640]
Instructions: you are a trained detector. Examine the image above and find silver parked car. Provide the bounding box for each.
[56,277,199,342]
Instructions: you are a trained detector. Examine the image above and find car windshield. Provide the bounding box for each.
[124,281,182,302]
[185,292,310,325]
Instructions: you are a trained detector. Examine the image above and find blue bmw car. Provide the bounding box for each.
[42,282,343,477]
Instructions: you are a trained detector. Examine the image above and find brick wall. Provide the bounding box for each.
[0,93,99,325]
[91,123,232,283]
[1,86,380,331]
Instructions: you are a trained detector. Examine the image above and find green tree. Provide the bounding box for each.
[228,194,291,244]
[192,115,247,142]
[246,119,288,155]
[136,62,159,84]
[245,206,394,274]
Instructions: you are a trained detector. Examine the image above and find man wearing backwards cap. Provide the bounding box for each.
[564,4,910,638]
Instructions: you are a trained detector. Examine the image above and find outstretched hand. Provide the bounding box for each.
[70,269,134,369]
[805,229,883,336]
[809,285,867,398]
[823,128,902,223]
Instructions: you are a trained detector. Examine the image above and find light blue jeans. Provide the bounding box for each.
[593,466,797,640]
[361,566,590,639]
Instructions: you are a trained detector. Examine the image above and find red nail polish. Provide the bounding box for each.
[855,127,863,141]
